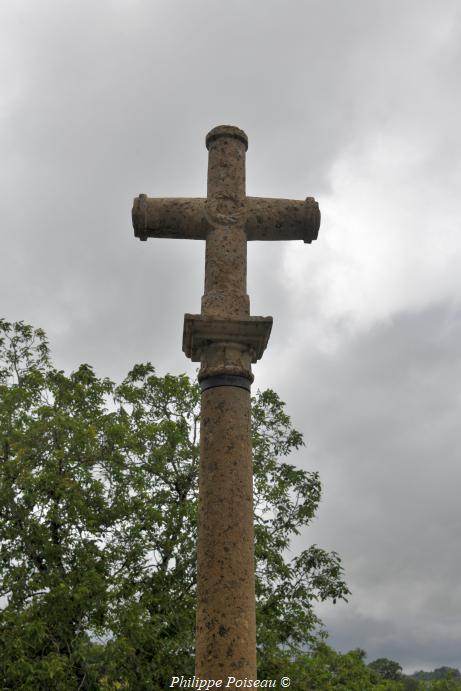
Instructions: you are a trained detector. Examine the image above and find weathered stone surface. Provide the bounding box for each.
[245,196,320,243]
[182,315,273,381]
[132,194,206,241]
[132,125,320,682]
[133,194,320,244]
[196,385,256,680]
[205,124,248,152]
[203,130,248,321]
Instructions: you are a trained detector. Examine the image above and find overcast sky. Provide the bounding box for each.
[1,0,460,674]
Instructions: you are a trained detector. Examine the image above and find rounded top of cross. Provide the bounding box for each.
[206,125,248,151]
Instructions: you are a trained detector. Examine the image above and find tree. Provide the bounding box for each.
[429,680,461,691]
[401,678,424,691]
[368,657,403,681]
[409,668,461,691]
[413,668,461,682]
[0,320,350,689]
[285,643,378,690]
[277,643,412,690]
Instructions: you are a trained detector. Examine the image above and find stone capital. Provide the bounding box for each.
[182,314,273,381]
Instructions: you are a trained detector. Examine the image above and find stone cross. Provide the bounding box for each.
[132,125,320,682]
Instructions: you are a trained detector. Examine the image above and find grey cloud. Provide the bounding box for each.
[1,0,460,672]
[276,305,461,671]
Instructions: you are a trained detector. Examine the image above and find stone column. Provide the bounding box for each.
[196,383,256,679]
[195,127,257,680]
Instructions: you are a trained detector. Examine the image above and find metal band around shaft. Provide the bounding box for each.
[200,374,252,393]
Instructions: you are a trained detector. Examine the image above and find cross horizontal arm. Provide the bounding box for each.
[132,194,206,241]
[133,193,320,244]
[245,197,320,243]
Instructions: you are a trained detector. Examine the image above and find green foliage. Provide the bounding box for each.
[367,656,461,691]
[265,642,377,690]
[368,657,403,680]
[413,668,461,682]
[0,320,349,689]
[263,642,416,690]
[266,646,461,691]
[406,674,461,691]
[340,654,461,691]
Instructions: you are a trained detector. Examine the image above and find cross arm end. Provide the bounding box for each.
[132,194,207,241]
[245,196,320,243]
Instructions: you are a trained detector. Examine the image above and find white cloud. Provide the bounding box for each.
[283,131,461,345]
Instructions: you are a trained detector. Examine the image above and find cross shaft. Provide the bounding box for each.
[132,125,320,681]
